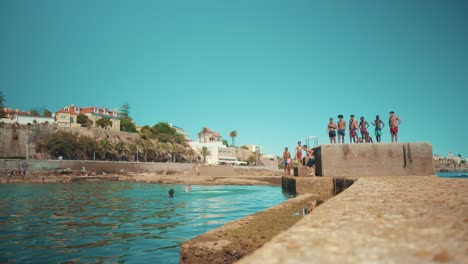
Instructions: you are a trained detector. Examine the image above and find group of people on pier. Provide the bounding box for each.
[282,111,401,176]
[282,141,316,176]
[327,111,401,144]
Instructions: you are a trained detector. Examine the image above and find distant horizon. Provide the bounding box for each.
[1,0,467,157]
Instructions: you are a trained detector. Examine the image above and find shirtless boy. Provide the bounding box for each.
[327,118,337,144]
[372,115,385,142]
[349,115,359,143]
[365,132,374,143]
[389,111,401,143]
[337,115,346,144]
[283,147,292,175]
[359,116,369,141]
[304,146,315,176]
[295,141,303,165]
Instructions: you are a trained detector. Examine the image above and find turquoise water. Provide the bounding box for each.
[0,183,292,263]
[436,171,468,178]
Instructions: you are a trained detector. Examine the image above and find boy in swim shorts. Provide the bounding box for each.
[337,115,346,144]
[304,147,315,176]
[295,141,303,165]
[327,118,337,144]
[372,115,384,142]
[349,115,358,143]
[359,116,369,142]
[389,111,401,143]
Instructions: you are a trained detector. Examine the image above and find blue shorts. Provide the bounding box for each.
[306,158,315,167]
[338,129,345,136]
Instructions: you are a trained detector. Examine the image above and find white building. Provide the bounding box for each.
[189,140,244,165]
[1,112,55,125]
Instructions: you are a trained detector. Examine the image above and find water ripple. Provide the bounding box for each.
[0,182,291,263]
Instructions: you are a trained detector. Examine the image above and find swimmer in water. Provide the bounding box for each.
[168,189,174,198]
[185,184,191,192]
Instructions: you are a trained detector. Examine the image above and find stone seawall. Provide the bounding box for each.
[0,159,195,173]
[180,194,327,264]
[313,142,433,177]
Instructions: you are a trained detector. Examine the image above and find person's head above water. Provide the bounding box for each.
[168,189,175,198]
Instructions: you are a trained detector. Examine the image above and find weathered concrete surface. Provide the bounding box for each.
[282,176,335,196]
[180,194,327,264]
[314,142,434,177]
[199,165,235,176]
[238,176,468,264]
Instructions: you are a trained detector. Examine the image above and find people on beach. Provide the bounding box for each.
[327,118,337,144]
[185,185,191,192]
[349,115,359,143]
[337,115,346,144]
[389,111,401,143]
[283,147,292,175]
[295,141,303,165]
[359,117,369,142]
[372,115,385,142]
[168,189,175,198]
[304,146,315,176]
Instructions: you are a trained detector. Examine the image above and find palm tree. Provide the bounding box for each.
[199,127,210,143]
[0,91,6,118]
[229,130,237,146]
[199,146,211,164]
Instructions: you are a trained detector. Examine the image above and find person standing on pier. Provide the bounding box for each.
[389,111,401,143]
[359,116,369,142]
[337,115,346,144]
[372,115,385,142]
[304,146,315,176]
[283,147,292,175]
[295,141,303,166]
[349,115,359,143]
[327,118,337,144]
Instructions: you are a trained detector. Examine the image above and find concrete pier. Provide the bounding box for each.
[238,176,468,263]
[313,142,434,177]
[180,194,329,264]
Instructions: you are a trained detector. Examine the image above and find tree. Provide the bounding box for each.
[229,130,237,146]
[77,114,93,127]
[120,103,130,118]
[458,154,462,158]
[97,138,111,160]
[199,127,210,143]
[96,117,112,129]
[0,91,6,118]
[222,139,229,147]
[150,122,184,143]
[199,146,211,164]
[30,109,40,116]
[40,131,81,159]
[43,109,52,117]
[120,117,137,132]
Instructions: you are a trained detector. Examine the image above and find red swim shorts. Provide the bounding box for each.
[390,126,399,135]
[297,153,302,160]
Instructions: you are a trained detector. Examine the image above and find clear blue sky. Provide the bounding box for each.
[1,0,467,157]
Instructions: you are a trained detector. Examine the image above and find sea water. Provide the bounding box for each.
[0,183,292,263]
[436,171,468,178]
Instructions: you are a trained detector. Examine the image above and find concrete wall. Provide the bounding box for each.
[282,176,335,196]
[180,194,323,264]
[315,142,433,177]
[0,159,194,173]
